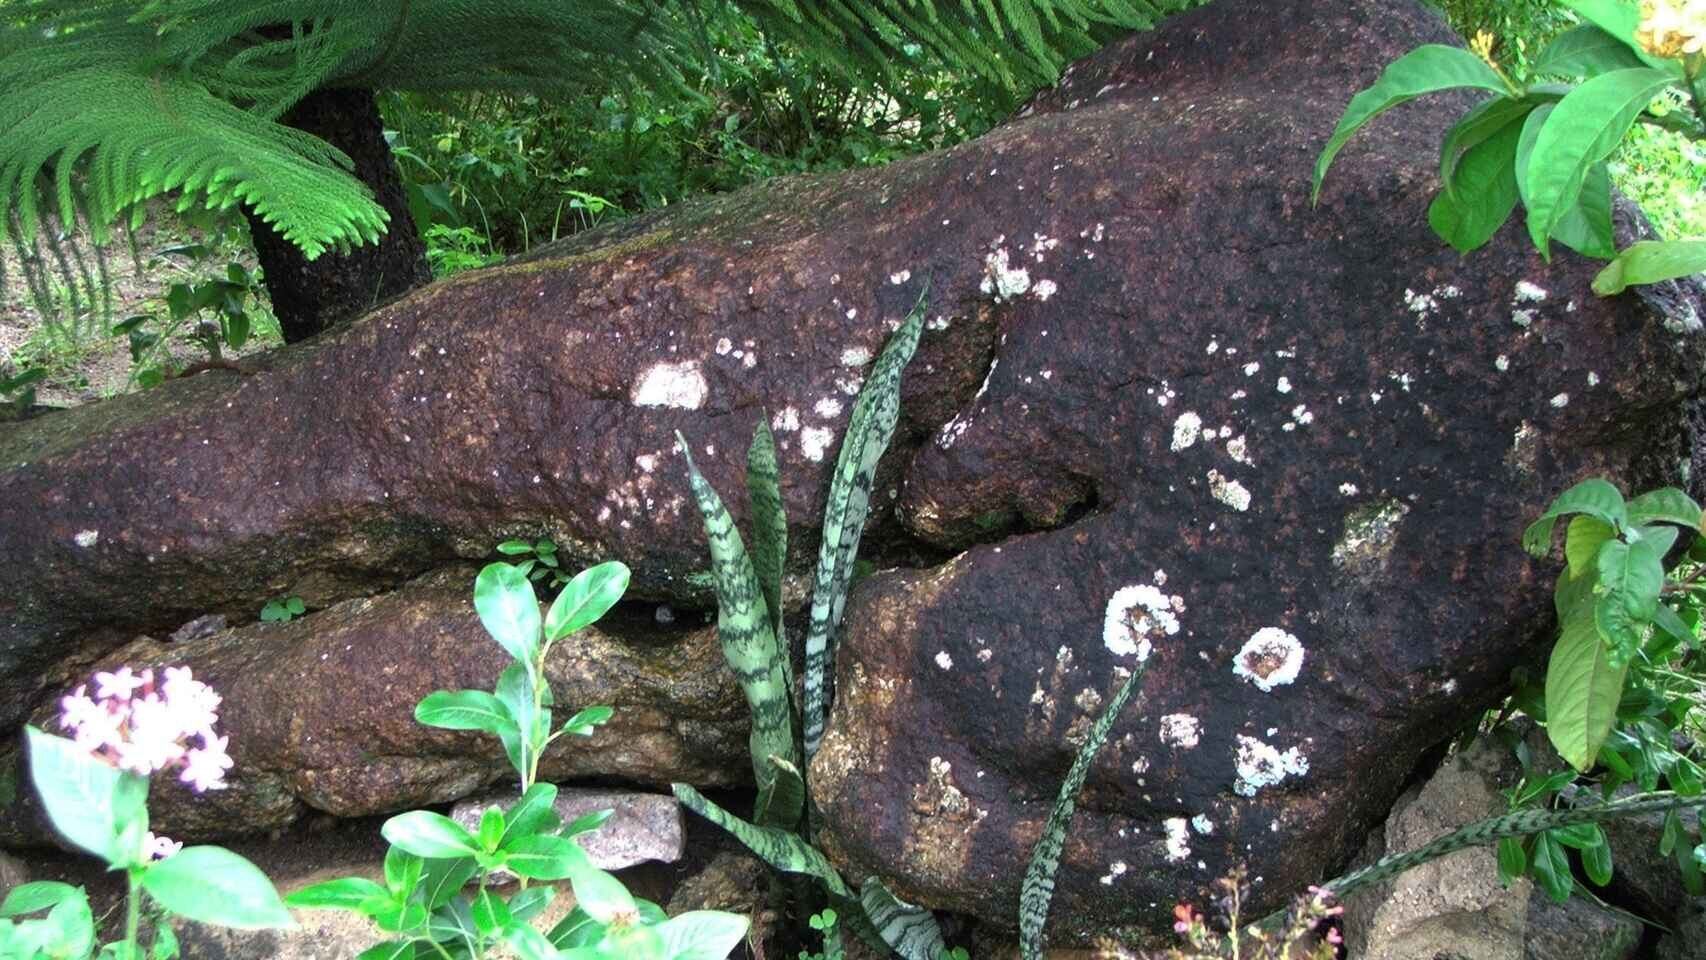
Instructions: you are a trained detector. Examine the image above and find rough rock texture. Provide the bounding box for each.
[451,786,686,872]
[805,0,1706,945]
[2,568,746,844]
[1594,782,1704,930]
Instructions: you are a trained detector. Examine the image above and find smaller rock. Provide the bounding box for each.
[666,850,772,950]
[1654,907,1706,960]
[451,786,684,874]
[0,850,30,901]
[168,614,228,643]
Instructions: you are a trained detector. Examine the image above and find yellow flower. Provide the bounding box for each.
[1637,0,1706,59]
[1470,29,1497,66]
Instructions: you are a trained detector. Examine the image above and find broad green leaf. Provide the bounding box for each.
[1533,24,1648,78]
[1020,662,1148,960]
[284,877,390,912]
[1523,67,1677,258]
[1565,515,1616,579]
[414,690,515,737]
[1597,535,1665,621]
[1594,595,1644,671]
[1439,96,1535,202]
[416,856,477,911]
[142,846,294,929]
[654,910,751,960]
[502,834,591,881]
[1556,563,1599,621]
[25,726,148,865]
[496,539,534,556]
[1546,614,1628,771]
[474,562,542,664]
[503,921,559,960]
[499,783,562,848]
[1548,161,1615,259]
[671,783,852,899]
[478,807,506,852]
[1497,836,1527,882]
[44,891,94,959]
[381,811,482,860]
[676,433,798,819]
[1550,822,1601,848]
[495,662,540,778]
[1312,45,1510,203]
[566,865,636,926]
[355,940,415,960]
[471,889,512,937]
[859,880,946,960]
[1523,478,1627,556]
[1626,487,1702,530]
[544,561,631,642]
[562,809,613,838]
[1581,829,1614,886]
[383,847,423,899]
[1529,832,1574,903]
[559,704,613,737]
[1429,111,1523,253]
[371,900,429,935]
[747,418,789,659]
[152,920,179,960]
[804,291,927,757]
[547,906,606,948]
[1594,240,1706,295]
[1559,0,1687,72]
[1651,603,1692,645]
[509,886,555,923]
[0,882,80,918]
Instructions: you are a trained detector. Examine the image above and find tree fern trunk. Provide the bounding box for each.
[243,86,430,343]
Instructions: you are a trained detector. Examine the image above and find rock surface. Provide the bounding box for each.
[2,567,746,844]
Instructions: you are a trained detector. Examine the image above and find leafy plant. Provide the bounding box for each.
[671,290,952,959]
[260,596,307,623]
[496,537,572,592]
[0,367,47,414]
[289,559,750,959]
[1315,0,1706,292]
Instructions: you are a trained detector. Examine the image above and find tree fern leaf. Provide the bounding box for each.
[802,289,927,758]
[1019,660,1150,960]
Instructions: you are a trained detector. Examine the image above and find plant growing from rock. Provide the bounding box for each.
[5,666,291,959]
[1314,0,1706,293]
[672,289,957,959]
[288,559,753,960]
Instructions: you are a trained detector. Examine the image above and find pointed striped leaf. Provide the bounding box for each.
[1020,662,1148,960]
[671,783,851,898]
[1626,488,1703,530]
[747,418,789,666]
[752,755,806,833]
[859,879,946,960]
[804,290,928,757]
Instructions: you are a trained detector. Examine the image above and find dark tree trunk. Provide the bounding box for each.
[243,86,431,343]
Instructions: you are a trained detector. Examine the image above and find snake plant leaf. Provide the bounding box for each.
[803,289,928,757]
[747,418,790,680]
[671,783,851,899]
[859,879,947,960]
[752,755,806,834]
[676,434,799,818]
[1019,661,1149,960]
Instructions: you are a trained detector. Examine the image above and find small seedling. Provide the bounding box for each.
[259,596,306,623]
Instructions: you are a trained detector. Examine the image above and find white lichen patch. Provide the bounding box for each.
[840,346,873,367]
[1513,280,1548,303]
[1550,392,1570,408]
[1207,470,1252,512]
[635,454,658,474]
[1098,861,1129,885]
[935,650,954,670]
[1158,713,1201,749]
[1332,499,1410,574]
[1233,628,1305,692]
[1233,735,1309,797]
[1191,814,1215,835]
[889,269,912,285]
[1338,482,1359,496]
[1403,287,1439,317]
[979,247,1032,302]
[814,397,844,419]
[73,529,99,548]
[1032,279,1058,301]
[1587,371,1600,387]
[1031,233,1060,261]
[772,407,801,432]
[977,648,994,663]
[1495,354,1510,372]
[800,426,835,462]
[1171,412,1204,452]
[1512,308,1536,328]
[631,361,707,409]
[1164,817,1192,862]
[1103,582,1183,661]
[1276,376,1292,394]
[1226,435,1252,465]
[715,337,733,356]
[1388,371,1414,392]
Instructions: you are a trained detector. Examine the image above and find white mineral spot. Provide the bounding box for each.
[800,426,835,462]
[1513,309,1536,327]
[1234,735,1309,796]
[1404,288,1439,316]
[1041,369,1053,380]
[1152,569,1168,587]
[935,651,954,670]
[635,454,658,474]
[1389,371,1414,392]
[1370,391,1383,404]
[1226,435,1252,465]
[1435,284,1462,299]
[979,248,1032,301]
[1587,371,1600,386]
[1243,362,1261,376]
[631,361,707,409]
[1032,279,1058,301]
[889,270,912,285]
[841,346,873,367]
[1514,280,1548,303]
[1158,713,1201,749]
[73,530,99,548]
[1495,355,1510,372]
[1230,389,1247,400]
[715,337,733,355]
[1289,404,1313,427]
[1191,814,1215,835]
[1276,376,1293,394]
[1207,470,1252,512]
[1233,628,1305,692]
[977,648,994,663]
[846,308,858,320]
[814,397,844,419]
[1550,392,1570,408]
[1339,482,1359,496]
[1164,818,1191,862]
[743,353,758,369]
[1171,412,1204,452]
[1207,340,1220,354]
[772,407,801,432]
[1098,861,1129,885]
[1132,756,1151,775]
[1103,582,1183,661]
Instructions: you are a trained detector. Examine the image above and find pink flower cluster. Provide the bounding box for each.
[58,665,233,793]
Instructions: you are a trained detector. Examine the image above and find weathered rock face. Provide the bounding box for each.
[2,568,747,844]
[806,0,1706,946]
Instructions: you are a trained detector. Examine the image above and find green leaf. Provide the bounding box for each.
[381,811,482,860]
[355,940,416,960]
[1550,822,1601,849]
[1556,564,1599,621]
[671,783,852,899]
[1597,534,1665,621]
[44,889,94,959]
[383,847,423,900]
[25,726,149,865]
[1529,832,1574,903]
[747,419,789,652]
[1545,614,1629,771]
[499,783,563,848]
[1312,45,1511,203]
[1523,67,1677,258]
[1020,663,1148,960]
[559,705,614,737]
[562,808,613,838]
[1497,836,1527,883]
[1559,0,1687,72]
[471,889,512,937]
[509,886,555,924]
[0,882,81,918]
[1548,161,1616,259]
[1524,478,1627,556]
[494,662,541,779]
[414,690,515,737]
[1581,828,1614,886]
[1438,96,1534,203]
[478,807,506,852]
[1565,516,1616,579]
[544,561,631,642]
[654,910,751,960]
[547,906,606,949]
[752,755,806,836]
[474,562,542,664]
[1533,23,1649,77]
[859,880,945,960]
[566,865,636,926]
[804,291,927,757]
[284,877,391,912]
[675,433,798,820]
[1594,240,1706,295]
[416,856,477,911]
[1625,487,1703,529]
[504,921,559,960]
[502,834,591,881]
[152,920,180,960]
[1428,117,1523,253]
[142,846,294,929]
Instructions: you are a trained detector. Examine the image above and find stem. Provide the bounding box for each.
[124,868,143,958]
